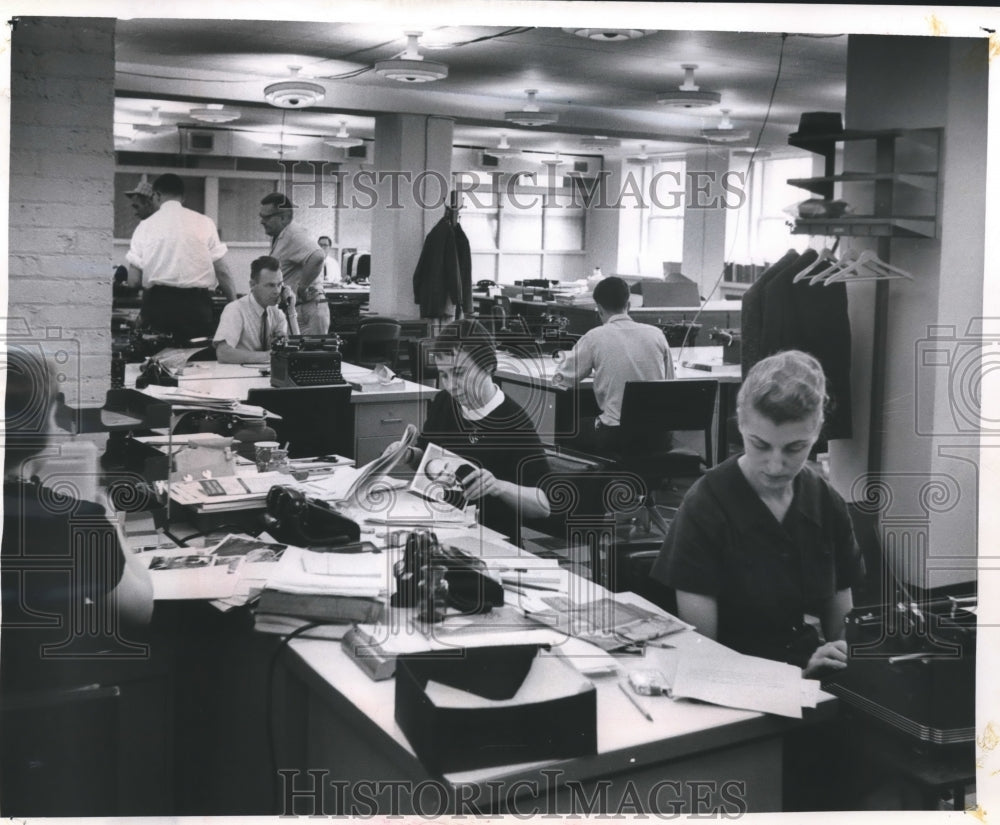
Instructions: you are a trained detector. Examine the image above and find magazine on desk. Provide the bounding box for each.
[301,424,419,507]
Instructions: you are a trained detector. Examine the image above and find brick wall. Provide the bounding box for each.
[9,17,116,406]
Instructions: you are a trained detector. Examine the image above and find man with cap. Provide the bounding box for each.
[259,192,330,335]
[127,173,237,343]
[124,175,157,222]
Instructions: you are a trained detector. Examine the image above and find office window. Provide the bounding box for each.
[501,197,543,251]
[457,178,587,283]
[622,158,685,277]
[646,159,685,267]
[726,156,812,266]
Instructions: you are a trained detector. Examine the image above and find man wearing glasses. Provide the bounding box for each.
[259,193,330,336]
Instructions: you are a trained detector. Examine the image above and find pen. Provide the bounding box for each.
[618,681,653,722]
[499,578,561,592]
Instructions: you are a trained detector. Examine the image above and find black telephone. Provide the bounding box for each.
[390,529,503,614]
[264,485,361,547]
[476,279,497,289]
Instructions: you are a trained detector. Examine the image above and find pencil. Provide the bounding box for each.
[618,681,653,722]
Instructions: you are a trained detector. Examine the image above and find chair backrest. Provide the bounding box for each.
[246,384,353,459]
[356,316,402,368]
[410,337,440,386]
[618,379,718,462]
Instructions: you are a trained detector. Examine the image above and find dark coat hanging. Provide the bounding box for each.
[741,248,853,440]
[412,216,472,319]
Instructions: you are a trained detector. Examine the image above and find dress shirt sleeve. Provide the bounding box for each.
[125,222,148,269]
[212,301,244,348]
[272,306,289,340]
[552,334,595,387]
[205,220,228,262]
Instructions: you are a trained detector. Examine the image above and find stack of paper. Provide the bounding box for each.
[166,470,294,512]
[254,545,392,637]
[669,644,818,719]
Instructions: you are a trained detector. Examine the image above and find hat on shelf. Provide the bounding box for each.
[125,176,154,198]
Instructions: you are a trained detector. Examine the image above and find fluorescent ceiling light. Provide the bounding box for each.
[657,64,721,108]
[264,66,326,109]
[188,103,241,123]
[374,32,448,83]
[261,142,299,154]
[579,135,621,149]
[505,90,558,127]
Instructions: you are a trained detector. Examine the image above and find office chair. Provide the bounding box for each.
[593,379,718,537]
[408,337,440,386]
[246,384,353,459]
[354,316,401,371]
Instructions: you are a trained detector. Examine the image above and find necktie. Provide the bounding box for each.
[259,309,269,351]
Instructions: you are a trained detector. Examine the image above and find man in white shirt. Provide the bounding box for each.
[213,256,298,364]
[127,173,236,342]
[552,276,674,453]
[318,235,340,283]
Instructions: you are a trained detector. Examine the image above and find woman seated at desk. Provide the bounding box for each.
[650,349,863,677]
[2,347,154,692]
[393,319,551,543]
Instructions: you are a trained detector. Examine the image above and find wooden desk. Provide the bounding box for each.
[126,362,436,465]
[274,590,833,815]
[493,346,741,463]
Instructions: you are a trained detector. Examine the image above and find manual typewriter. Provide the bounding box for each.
[270,335,346,387]
[822,591,976,746]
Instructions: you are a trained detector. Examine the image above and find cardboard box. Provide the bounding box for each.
[395,645,597,774]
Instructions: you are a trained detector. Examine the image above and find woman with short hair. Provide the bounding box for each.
[650,349,863,677]
[396,319,551,543]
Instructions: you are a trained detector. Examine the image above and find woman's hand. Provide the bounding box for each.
[458,467,499,500]
[803,639,848,678]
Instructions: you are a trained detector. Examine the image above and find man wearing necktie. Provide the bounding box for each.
[213,256,298,364]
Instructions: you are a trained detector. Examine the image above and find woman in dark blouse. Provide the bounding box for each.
[395,319,551,542]
[651,349,862,676]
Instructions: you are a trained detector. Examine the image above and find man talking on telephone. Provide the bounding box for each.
[213,255,299,364]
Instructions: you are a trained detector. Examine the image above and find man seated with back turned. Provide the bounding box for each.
[552,275,674,453]
[213,255,299,364]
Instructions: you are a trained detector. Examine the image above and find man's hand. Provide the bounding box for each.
[280,284,297,308]
[803,639,848,678]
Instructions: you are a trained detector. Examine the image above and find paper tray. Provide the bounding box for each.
[394,644,596,775]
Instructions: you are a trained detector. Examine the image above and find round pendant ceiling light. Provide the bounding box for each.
[563,28,652,41]
[701,109,750,143]
[323,120,364,148]
[188,103,241,123]
[374,32,449,83]
[505,90,558,127]
[264,66,326,109]
[657,64,721,108]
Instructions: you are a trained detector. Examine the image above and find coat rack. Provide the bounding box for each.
[788,126,940,475]
[445,190,463,226]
